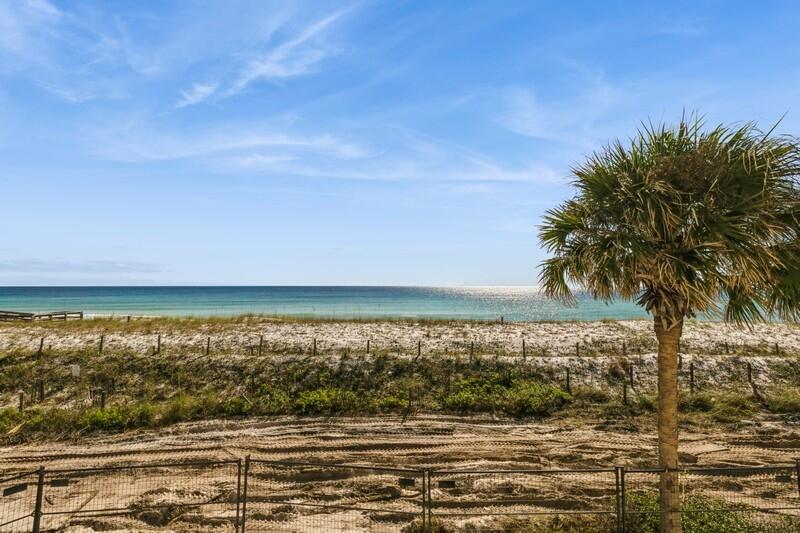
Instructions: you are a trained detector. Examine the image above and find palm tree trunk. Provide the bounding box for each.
[654,316,683,533]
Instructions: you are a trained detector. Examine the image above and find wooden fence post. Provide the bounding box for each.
[522,339,526,359]
[313,338,317,356]
[417,340,421,358]
[470,341,474,363]
[747,362,753,384]
[99,335,104,354]
[259,335,264,356]
[575,342,580,357]
[565,368,571,394]
[38,337,44,356]
[689,362,695,394]
[367,339,370,354]
[157,334,162,354]
[206,337,211,356]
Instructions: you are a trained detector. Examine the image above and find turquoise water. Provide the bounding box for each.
[0,286,648,321]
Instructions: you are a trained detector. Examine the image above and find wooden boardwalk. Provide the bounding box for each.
[0,310,84,322]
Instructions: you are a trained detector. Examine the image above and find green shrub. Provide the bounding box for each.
[442,376,502,412]
[502,381,572,416]
[764,387,800,414]
[679,390,754,422]
[79,407,127,431]
[572,386,613,404]
[255,385,291,413]
[625,492,799,533]
[709,392,754,423]
[0,407,24,432]
[635,394,657,412]
[376,394,406,412]
[128,403,156,427]
[681,392,714,412]
[220,396,252,417]
[159,394,206,425]
[294,388,362,414]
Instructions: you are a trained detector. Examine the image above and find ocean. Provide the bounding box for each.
[0,286,648,321]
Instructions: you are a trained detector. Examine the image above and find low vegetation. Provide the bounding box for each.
[403,493,800,532]
[1,341,798,443]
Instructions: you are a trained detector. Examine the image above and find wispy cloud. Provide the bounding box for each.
[0,0,61,54]
[92,126,370,163]
[0,258,160,274]
[497,86,621,149]
[227,12,343,95]
[222,136,564,184]
[653,19,704,37]
[175,82,217,108]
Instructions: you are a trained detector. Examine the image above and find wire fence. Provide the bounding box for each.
[2,458,799,532]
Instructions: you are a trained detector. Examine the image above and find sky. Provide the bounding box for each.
[1,0,799,286]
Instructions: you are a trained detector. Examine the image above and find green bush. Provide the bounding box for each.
[128,403,156,427]
[0,407,24,432]
[572,386,613,404]
[220,396,252,417]
[442,376,502,412]
[502,382,572,416]
[159,394,206,425]
[625,492,799,533]
[709,392,754,423]
[679,390,754,422]
[681,392,714,412]
[764,387,800,414]
[79,407,127,431]
[376,394,406,412]
[294,388,362,414]
[255,385,292,413]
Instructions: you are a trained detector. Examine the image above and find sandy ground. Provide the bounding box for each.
[2,416,800,532]
[2,318,799,358]
[1,319,799,530]
[3,414,800,472]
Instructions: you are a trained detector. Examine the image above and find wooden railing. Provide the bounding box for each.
[0,310,83,321]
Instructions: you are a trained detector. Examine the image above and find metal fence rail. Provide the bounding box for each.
[0,470,40,532]
[428,467,621,532]
[245,459,425,532]
[2,458,799,532]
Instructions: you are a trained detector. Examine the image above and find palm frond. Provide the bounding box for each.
[538,114,800,325]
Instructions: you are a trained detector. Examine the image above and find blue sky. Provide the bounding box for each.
[1,1,799,285]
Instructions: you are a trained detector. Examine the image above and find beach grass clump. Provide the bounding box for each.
[443,376,572,416]
[762,386,800,414]
[294,387,364,415]
[679,390,756,422]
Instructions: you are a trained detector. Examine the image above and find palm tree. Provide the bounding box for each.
[538,115,800,533]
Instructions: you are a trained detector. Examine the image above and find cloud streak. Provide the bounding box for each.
[227,12,343,95]
[175,82,217,108]
[92,126,370,163]
[0,259,160,274]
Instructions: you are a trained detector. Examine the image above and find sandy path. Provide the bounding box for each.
[3,415,798,472]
